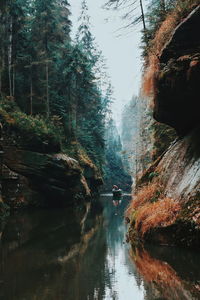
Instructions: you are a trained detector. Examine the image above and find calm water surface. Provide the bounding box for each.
[1,195,200,300]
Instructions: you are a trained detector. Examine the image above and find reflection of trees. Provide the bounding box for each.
[70,224,110,300]
[103,195,127,251]
[101,195,134,298]
[130,245,200,300]
[0,202,109,300]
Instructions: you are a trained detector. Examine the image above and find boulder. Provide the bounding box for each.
[2,147,90,207]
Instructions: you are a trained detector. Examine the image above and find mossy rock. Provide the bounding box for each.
[0,200,10,227]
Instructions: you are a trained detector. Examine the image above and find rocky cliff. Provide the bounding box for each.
[128,5,200,248]
[154,5,200,135]
[0,114,102,211]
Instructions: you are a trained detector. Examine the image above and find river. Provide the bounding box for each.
[1,194,200,300]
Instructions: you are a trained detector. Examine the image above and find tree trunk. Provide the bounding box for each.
[12,64,15,97]
[63,85,72,138]
[46,62,49,118]
[64,77,77,143]
[8,16,13,97]
[30,73,33,115]
[69,88,77,141]
[0,39,5,97]
[139,0,146,31]
[0,70,2,97]
[71,75,78,141]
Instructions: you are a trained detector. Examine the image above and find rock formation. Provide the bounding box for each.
[128,5,200,248]
[0,126,102,209]
[154,5,200,135]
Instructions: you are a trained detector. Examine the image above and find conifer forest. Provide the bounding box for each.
[0,1,200,299]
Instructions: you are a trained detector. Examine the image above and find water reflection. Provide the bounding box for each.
[0,204,105,300]
[130,244,200,300]
[101,195,144,300]
[1,195,200,300]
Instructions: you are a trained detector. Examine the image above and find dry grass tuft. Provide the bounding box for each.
[127,183,159,217]
[143,55,160,97]
[143,12,179,96]
[135,197,180,237]
[127,182,181,237]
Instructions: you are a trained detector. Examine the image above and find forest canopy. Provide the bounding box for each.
[0,0,112,170]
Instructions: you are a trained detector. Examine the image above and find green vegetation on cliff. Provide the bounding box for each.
[0,0,111,173]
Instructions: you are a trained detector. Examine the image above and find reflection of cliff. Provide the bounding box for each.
[131,246,200,300]
[0,201,107,300]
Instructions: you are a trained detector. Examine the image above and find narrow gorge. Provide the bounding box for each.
[1,1,200,300]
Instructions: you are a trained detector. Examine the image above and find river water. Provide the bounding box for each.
[1,194,200,300]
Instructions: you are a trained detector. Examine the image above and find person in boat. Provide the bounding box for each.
[112,185,118,191]
[112,185,122,197]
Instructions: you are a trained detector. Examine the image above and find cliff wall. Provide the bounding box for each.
[0,110,102,211]
[128,5,200,248]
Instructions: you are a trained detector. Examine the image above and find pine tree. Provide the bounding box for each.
[76,0,100,66]
[31,0,70,117]
[0,0,110,172]
[146,0,175,39]
[0,0,31,103]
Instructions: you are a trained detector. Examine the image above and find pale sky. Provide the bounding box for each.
[70,0,143,125]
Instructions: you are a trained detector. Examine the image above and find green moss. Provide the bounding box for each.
[150,190,161,203]
[130,210,137,226]
[0,200,10,224]
[179,194,200,224]
[0,99,102,182]
[0,99,61,152]
[151,121,177,161]
[148,171,159,180]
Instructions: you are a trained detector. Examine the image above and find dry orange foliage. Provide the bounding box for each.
[143,0,200,96]
[135,198,180,237]
[130,247,200,299]
[126,183,159,217]
[130,248,181,287]
[143,55,160,97]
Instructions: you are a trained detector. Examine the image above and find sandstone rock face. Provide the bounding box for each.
[152,6,200,207]
[154,5,200,135]
[156,128,200,202]
[2,147,91,207]
[128,129,200,247]
[146,128,200,247]
[129,6,200,248]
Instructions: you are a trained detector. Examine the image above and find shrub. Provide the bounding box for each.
[126,183,161,217]
[135,197,180,237]
[0,99,61,151]
[12,111,60,145]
